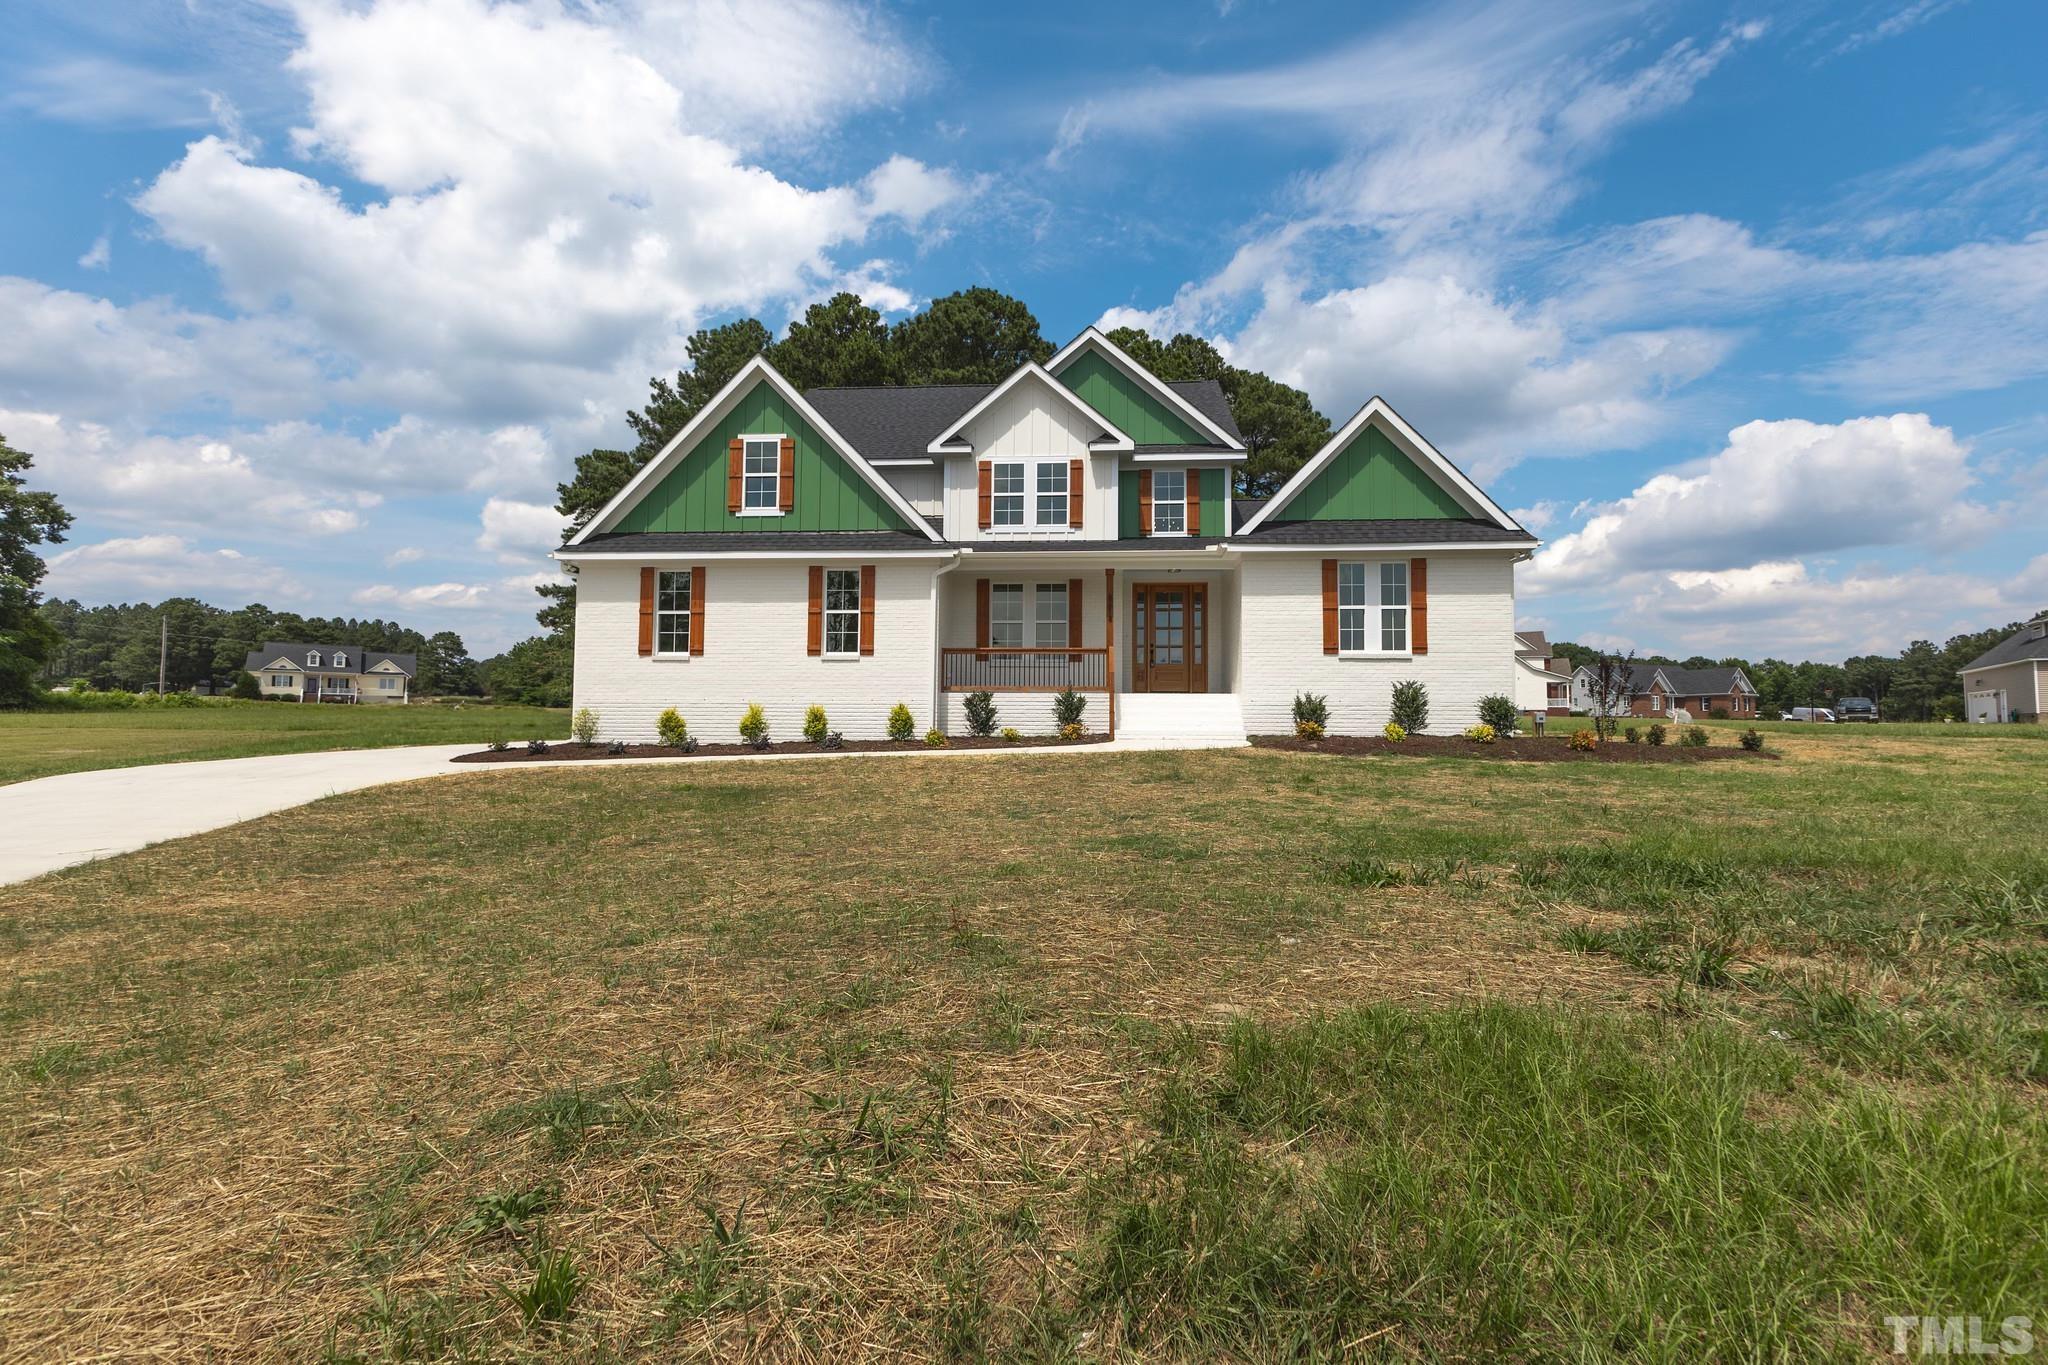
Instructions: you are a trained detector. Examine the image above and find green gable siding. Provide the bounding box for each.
[1056,350,1208,446]
[1118,466,1230,537]
[613,381,913,534]
[1271,423,1470,522]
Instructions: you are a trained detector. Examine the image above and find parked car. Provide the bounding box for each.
[1835,697,1879,723]
[1782,707,1837,723]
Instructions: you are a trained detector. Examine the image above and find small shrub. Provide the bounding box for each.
[1682,725,1709,747]
[1567,728,1598,752]
[605,740,625,755]
[1292,691,1330,740]
[1058,721,1086,743]
[1476,693,1517,733]
[1382,721,1407,743]
[999,727,1022,742]
[488,737,509,753]
[822,731,843,751]
[1462,723,1497,744]
[230,670,262,700]
[527,738,551,755]
[680,735,699,754]
[656,708,688,747]
[738,703,769,747]
[1740,727,1765,752]
[571,707,600,745]
[1390,679,1429,734]
[1052,688,1087,729]
[1624,725,1641,744]
[1646,723,1667,746]
[963,690,998,737]
[923,728,948,747]
[803,704,829,744]
[887,702,915,741]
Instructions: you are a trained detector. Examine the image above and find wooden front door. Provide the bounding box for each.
[1132,583,1207,693]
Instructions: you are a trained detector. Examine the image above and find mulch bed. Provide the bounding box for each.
[451,734,1112,763]
[1252,733,1776,764]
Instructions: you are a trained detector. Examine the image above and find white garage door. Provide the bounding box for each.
[1967,690,2007,724]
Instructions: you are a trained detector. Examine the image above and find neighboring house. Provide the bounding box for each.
[1513,631,1573,715]
[242,643,417,703]
[1959,612,2048,723]
[556,327,1537,742]
[1571,663,1758,719]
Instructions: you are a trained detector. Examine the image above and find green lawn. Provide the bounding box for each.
[3,731,2043,1359]
[0,701,567,785]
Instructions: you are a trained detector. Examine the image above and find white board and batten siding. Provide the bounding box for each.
[1237,551,1518,736]
[939,377,1121,542]
[571,559,943,744]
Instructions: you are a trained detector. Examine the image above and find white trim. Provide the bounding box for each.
[1045,328,1245,451]
[869,457,935,467]
[569,355,941,545]
[739,431,785,513]
[1127,450,1246,463]
[1228,541,1529,554]
[1150,467,1191,536]
[821,565,863,660]
[924,361,1134,454]
[1236,397,1522,535]
[556,548,957,562]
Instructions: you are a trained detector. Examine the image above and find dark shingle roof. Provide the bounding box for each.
[243,642,416,676]
[1232,517,1536,546]
[1960,618,2048,671]
[1662,666,1750,695]
[571,530,945,554]
[801,377,1242,462]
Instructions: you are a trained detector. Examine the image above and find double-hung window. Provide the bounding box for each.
[1035,463,1069,526]
[991,462,1026,527]
[655,569,693,655]
[379,676,398,691]
[270,674,290,688]
[742,435,781,512]
[1033,583,1068,648]
[989,583,1025,648]
[1337,561,1410,654]
[1152,469,1187,534]
[823,569,860,657]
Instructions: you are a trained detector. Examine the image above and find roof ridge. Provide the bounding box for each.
[803,382,994,392]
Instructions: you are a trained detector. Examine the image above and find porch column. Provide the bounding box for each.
[1105,567,1115,740]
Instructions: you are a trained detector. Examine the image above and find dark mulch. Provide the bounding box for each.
[1251,733,1776,763]
[451,734,1112,764]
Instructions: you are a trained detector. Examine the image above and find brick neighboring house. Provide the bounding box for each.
[1513,631,1573,715]
[1572,663,1757,719]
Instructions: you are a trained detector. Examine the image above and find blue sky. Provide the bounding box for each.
[3,0,2043,658]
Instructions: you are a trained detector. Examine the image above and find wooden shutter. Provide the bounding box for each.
[1068,577,1084,657]
[1410,557,1429,655]
[1138,470,1153,537]
[806,566,823,656]
[860,564,876,655]
[1068,458,1084,529]
[637,567,656,656]
[975,577,990,658]
[779,436,796,513]
[689,566,706,655]
[977,463,993,529]
[1321,559,1338,655]
[726,438,743,513]
[1188,470,1202,536]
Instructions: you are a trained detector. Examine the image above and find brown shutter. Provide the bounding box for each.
[779,436,796,513]
[1188,470,1202,536]
[1138,470,1153,537]
[726,438,743,513]
[977,463,992,529]
[806,565,823,656]
[975,577,990,658]
[637,567,655,656]
[1068,577,1084,657]
[689,566,706,654]
[1069,458,1084,529]
[1321,559,1338,655]
[860,564,876,655]
[1410,557,1429,655]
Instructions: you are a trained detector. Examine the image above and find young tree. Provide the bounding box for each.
[0,433,73,706]
[1582,652,1637,737]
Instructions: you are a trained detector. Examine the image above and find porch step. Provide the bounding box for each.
[1113,693,1248,746]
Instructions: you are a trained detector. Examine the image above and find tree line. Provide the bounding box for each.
[1546,618,2038,722]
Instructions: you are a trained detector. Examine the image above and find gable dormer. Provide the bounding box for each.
[923,364,1130,541]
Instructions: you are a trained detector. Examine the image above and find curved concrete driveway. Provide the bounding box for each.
[0,736,1239,886]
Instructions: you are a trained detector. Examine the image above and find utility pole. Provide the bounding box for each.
[158,615,168,695]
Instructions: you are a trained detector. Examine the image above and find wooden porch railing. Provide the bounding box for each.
[941,647,1109,692]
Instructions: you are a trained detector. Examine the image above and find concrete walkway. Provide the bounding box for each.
[0,736,1242,886]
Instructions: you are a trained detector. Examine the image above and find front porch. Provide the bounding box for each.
[936,557,1242,739]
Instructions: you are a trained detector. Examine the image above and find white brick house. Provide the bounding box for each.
[557,329,1537,743]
